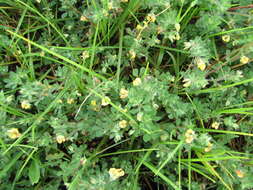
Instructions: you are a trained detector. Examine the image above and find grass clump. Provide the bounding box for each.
[1,0,253,189]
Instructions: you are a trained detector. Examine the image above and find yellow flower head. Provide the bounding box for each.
[175,23,180,32]
[101,96,110,106]
[90,100,97,106]
[81,51,89,59]
[21,100,31,110]
[67,98,74,104]
[133,78,142,86]
[137,112,143,121]
[7,128,21,139]
[185,129,196,144]
[80,15,88,21]
[129,49,136,60]
[120,88,128,99]
[222,35,230,43]
[108,168,125,180]
[196,57,206,71]
[146,13,156,22]
[119,120,128,128]
[183,78,191,88]
[204,142,213,152]
[240,55,250,64]
[56,135,66,144]
[211,122,219,129]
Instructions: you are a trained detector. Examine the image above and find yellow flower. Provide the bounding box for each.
[90,100,97,106]
[120,88,128,99]
[7,128,21,139]
[136,24,144,31]
[204,142,213,152]
[196,57,206,71]
[80,15,88,21]
[133,78,142,86]
[81,51,89,59]
[56,135,66,144]
[175,23,180,32]
[119,120,128,128]
[183,78,191,88]
[240,55,250,64]
[222,35,230,43]
[146,13,156,22]
[108,168,125,180]
[108,2,113,10]
[129,49,136,60]
[175,33,180,41]
[235,170,244,178]
[184,42,192,50]
[185,129,196,144]
[121,0,128,2]
[57,99,63,103]
[101,96,110,106]
[211,122,219,129]
[21,100,31,110]
[67,98,74,104]
[137,112,143,121]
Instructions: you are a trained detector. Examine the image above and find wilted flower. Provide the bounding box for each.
[101,96,110,106]
[120,88,128,99]
[21,100,31,110]
[7,128,21,139]
[133,78,142,86]
[211,122,219,129]
[56,135,66,144]
[183,78,191,88]
[240,56,250,64]
[119,120,128,128]
[222,35,230,42]
[235,170,244,178]
[108,168,125,180]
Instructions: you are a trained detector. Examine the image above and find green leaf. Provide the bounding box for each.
[28,159,40,185]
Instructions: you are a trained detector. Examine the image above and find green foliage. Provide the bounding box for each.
[1,0,253,189]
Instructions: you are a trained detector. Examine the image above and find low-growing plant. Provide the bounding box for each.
[0,0,253,189]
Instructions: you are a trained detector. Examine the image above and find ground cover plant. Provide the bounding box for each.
[0,0,253,189]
